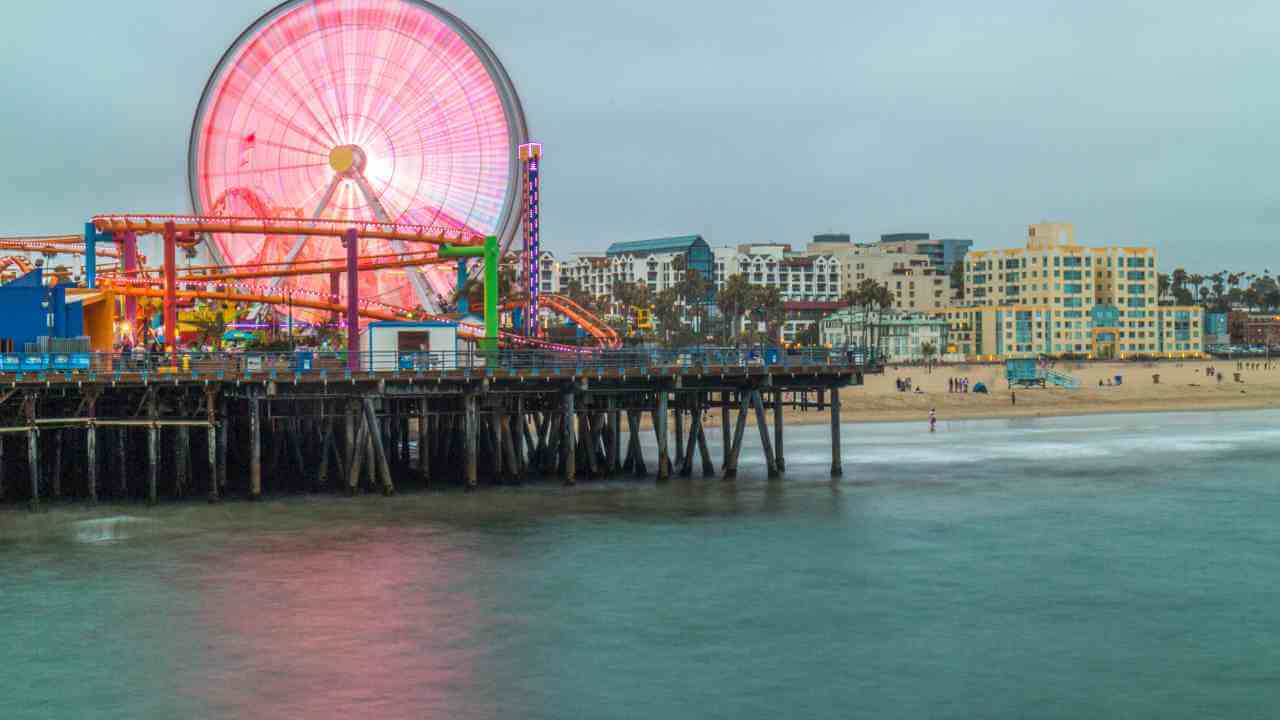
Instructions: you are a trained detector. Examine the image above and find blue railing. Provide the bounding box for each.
[0,346,879,379]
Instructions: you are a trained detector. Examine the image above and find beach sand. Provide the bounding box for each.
[687,359,1280,427]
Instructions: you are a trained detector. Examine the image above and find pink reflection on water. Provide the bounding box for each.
[186,527,494,719]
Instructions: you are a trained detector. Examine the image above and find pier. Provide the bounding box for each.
[0,348,874,508]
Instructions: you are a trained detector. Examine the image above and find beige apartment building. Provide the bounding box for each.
[945,223,1202,359]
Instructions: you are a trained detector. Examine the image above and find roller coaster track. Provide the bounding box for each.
[102,283,598,353]
[0,256,35,274]
[0,238,120,258]
[91,214,484,246]
[541,295,622,348]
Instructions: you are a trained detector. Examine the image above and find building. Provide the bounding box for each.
[559,235,716,307]
[713,244,842,302]
[819,309,950,363]
[942,223,1204,360]
[537,251,559,295]
[878,233,974,275]
[607,235,715,296]
[0,268,106,352]
[780,301,842,345]
[941,304,1203,360]
[1204,311,1230,348]
[804,235,951,311]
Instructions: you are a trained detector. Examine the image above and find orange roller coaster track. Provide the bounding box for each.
[92,214,485,246]
[103,284,598,353]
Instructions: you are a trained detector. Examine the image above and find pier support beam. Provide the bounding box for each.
[680,397,699,478]
[86,422,97,503]
[116,427,127,499]
[347,401,368,494]
[724,391,750,480]
[830,387,843,478]
[751,390,779,479]
[147,392,159,506]
[249,395,262,500]
[418,398,430,487]
[206,388,220,502]
[674,399,685,470]
[774,390,785,474]
[562,389,576,484]
[465,391,479,489]
[721,391,731,470]
[27,427,39,511]
[364,398,395,496]
[610,399,622,475]
[655,391,671,482]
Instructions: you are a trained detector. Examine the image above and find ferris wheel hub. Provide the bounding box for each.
[328,145,367,177]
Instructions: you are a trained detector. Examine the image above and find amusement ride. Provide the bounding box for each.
[2,0,620,361]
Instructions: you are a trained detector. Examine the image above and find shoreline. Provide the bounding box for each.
[687,359,1280,428]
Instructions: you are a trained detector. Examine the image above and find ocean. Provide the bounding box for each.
[3,408,1280,718]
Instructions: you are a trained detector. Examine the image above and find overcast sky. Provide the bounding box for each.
[1,0,1277,271]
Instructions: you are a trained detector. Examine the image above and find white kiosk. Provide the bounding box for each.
[359,321,459,372]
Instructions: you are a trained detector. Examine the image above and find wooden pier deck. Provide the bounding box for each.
[0,349,871,508]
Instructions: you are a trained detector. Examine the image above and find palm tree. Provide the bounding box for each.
[921,341,938,366]
[851,279,893,358]
[717,274,754,343]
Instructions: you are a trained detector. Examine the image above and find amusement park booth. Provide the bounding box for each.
[0,268,111,352]
[359,321,459,372]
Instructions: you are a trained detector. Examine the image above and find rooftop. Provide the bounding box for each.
[607,235,707,257]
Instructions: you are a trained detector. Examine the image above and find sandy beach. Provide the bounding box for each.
[689,359,1280,427]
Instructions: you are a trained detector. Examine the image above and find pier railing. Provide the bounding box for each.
[0,346,878,380]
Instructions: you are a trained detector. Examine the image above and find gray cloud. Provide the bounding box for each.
[0,0,1275,272]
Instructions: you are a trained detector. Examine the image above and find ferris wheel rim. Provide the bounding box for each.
[186,0,529,267]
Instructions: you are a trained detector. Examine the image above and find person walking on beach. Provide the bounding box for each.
[929,408,937,433]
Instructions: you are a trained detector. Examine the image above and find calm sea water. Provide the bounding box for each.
[4,409,1280,719]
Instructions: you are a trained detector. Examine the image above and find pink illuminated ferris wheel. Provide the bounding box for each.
[189,0,528,312]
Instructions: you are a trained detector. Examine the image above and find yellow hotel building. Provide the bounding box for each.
[943,223,1203,360]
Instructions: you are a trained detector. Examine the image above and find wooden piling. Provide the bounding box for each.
[830,387,843,478]
[418,398,430,487]
[674,399,685,470]
[86,422,97,503]
[696,420,715,478]
[116,427,127,499]
[562,390,576,484]
[721,390,731,470]
[217,417,228,495]
[175,426,190,497]
[655,391,671,482]
[364,398,395,496]
[773,390,785,473]
[27,426,39,510]
[147,423,159,506]
[249,395,261,500]
[51,430,63,499]
[148,392,159,506]
[347,406,368,494]
[751,390,779,479]
[724,391,750,479]
[680,399,698,478]
[610,399,622,475]
[465,392,479,489]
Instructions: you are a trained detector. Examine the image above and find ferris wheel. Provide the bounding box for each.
[188,0,528,312]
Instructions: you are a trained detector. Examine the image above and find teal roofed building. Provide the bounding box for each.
[605,235,715,300]
[606,235,711,259]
